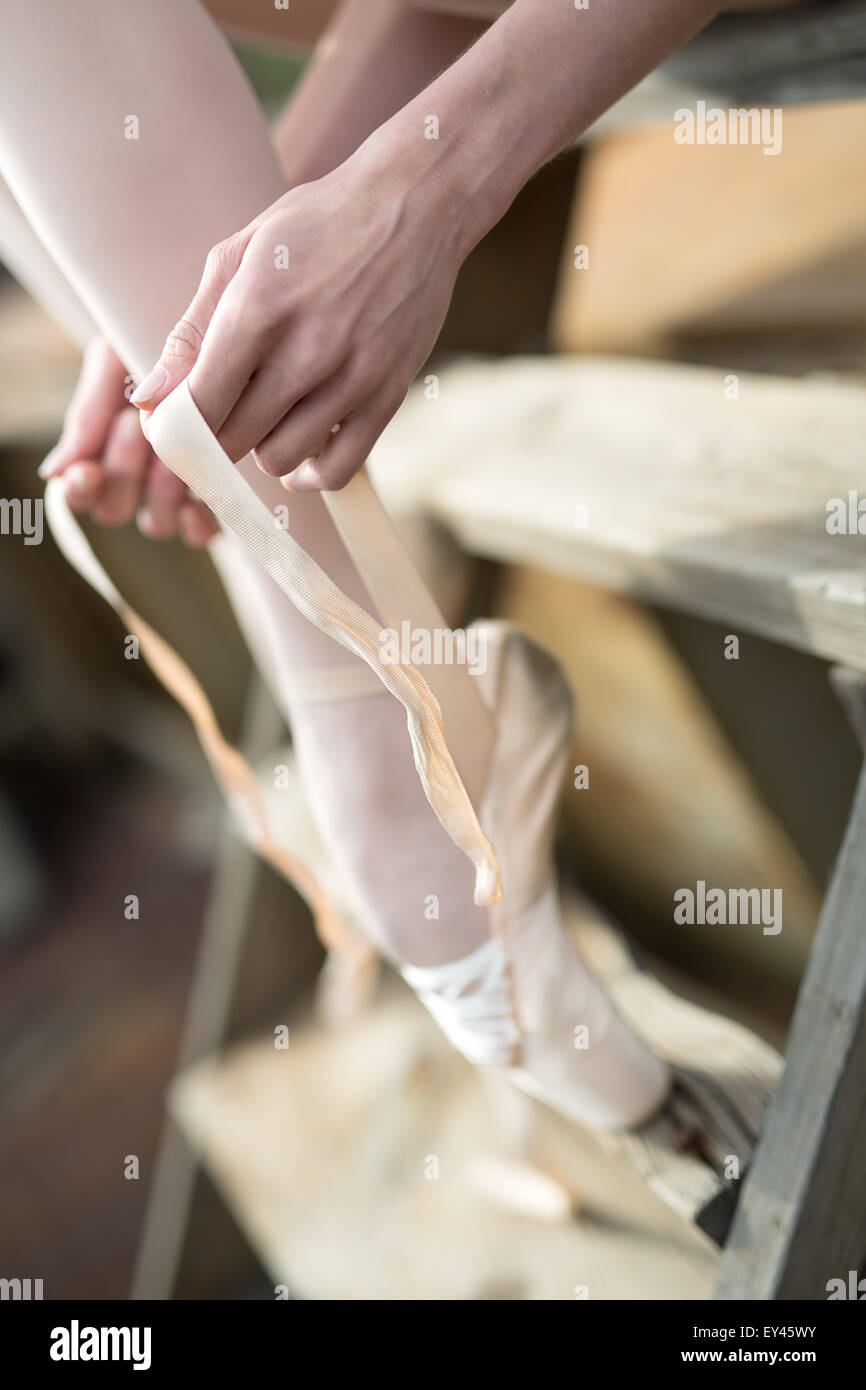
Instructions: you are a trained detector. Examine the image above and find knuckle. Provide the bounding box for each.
[224,266,281,333]
[295,320,334,374]
[204,236,240,283]
[163,317,203,362]
[380,375,410,417]
[341,352,379,400]
[354,361,383,400]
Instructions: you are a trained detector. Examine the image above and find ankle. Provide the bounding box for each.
[289,691,491,969]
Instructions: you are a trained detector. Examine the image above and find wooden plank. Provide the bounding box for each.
[566,897,782,1235]
[370,354,866,671]
[551,103,866,356]
[664,1,866,104]
[169,1003,717,1301]
[500,566,821,987]
[830,664,866,750]
[716,752,866,1299]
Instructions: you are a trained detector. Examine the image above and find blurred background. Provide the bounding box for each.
[1,7,864,1299]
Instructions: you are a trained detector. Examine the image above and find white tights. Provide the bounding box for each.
[0,0,491,968]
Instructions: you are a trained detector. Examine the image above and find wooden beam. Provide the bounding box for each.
[130,678,287,1301]
[716,751,866,1299]
[830,665,866,751]
[665,1,866,105]
[551,103,866,356]
[370,355,866,672]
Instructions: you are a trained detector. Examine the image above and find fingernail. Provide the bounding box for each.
[280,458,315,492]
[291,461,318,489]
[38,447,61,479]
[130,364,168,405]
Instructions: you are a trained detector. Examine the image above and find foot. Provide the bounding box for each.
[288,623,671,1131]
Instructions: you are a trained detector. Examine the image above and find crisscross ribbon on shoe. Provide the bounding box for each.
[44,379,502,936]
[401,937,520,1066]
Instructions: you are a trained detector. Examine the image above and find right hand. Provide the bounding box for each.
[39,336,218,547]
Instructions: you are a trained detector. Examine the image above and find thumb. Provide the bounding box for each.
[130,234,246,411]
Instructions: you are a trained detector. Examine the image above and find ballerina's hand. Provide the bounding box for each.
[39,336,218,547]
[130,141,471,492]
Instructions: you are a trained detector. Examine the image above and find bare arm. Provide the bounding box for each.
[133,0,738,490]
[370,0,727,255]
[38,0,482,541]
[272,0,484,185]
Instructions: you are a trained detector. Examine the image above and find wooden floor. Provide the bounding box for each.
[165,865,794,1300]
[172,988,722,1301]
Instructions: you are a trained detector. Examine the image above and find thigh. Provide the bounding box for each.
[0,0,285,382]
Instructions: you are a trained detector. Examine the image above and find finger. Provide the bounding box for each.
[130,233,249,412]
[216,341,343,466]
[91,407,151,527]
[63,461,105,512]
[282,403,392,493]
[178,499,219,549]
[252,370,356,479]
[40,337,127,477]
[185,269,282,435]
[137,458,186,540]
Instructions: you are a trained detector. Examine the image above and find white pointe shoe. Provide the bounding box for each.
[45,471,668,1127]
[401,621,672,1131]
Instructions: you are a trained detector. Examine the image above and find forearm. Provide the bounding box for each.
[272,0,484,185]
[369,0,726,252]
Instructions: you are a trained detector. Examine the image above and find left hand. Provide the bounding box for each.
[131,143,471,491]
[40,335,218,545]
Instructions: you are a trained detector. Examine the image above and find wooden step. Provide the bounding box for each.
[370,354,866,670]
[663,0,866,107]
[551,102,866,356]
[170,892,779,1300]
[569,898,781,1240]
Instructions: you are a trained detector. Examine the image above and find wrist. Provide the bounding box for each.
[354,113,486,268]
[359,20,548,258]
[361,0,731,256]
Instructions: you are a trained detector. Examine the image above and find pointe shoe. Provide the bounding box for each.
[45,467,668,1125]
[401,621,672,1131]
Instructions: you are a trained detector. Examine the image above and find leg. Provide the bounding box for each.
[0,173,219,538]
[0,174,97,348]
[0,0,669,1126]
[0,0,488,966]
